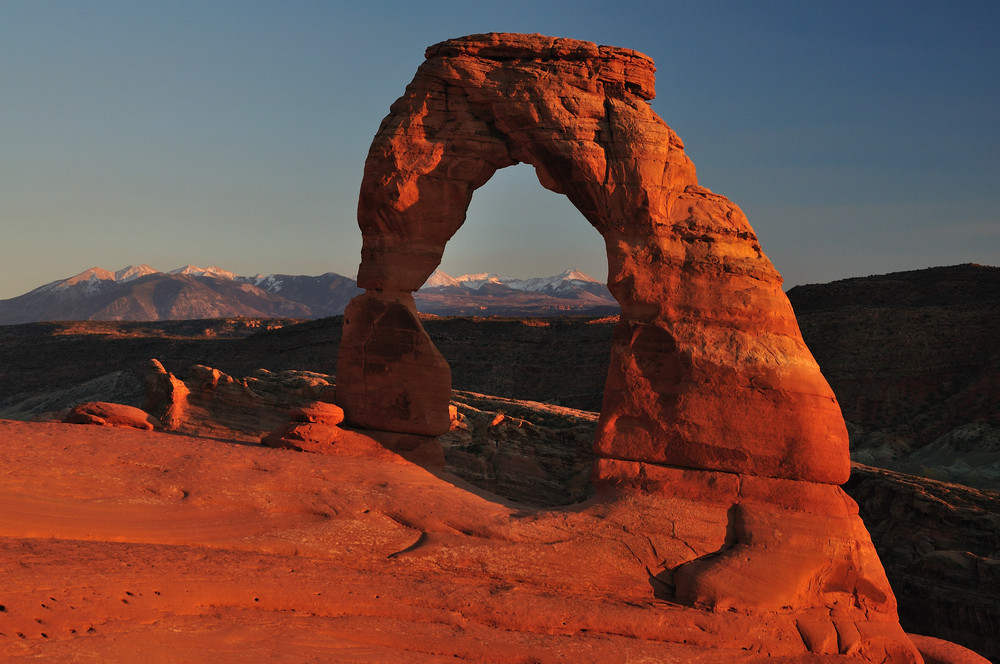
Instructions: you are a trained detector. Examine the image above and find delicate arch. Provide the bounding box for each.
[337,33,849,484]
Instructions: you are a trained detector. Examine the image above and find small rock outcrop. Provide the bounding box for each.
[335,33,920,661]
[143,359,190,430]
[262,401,348,453]
[64,401,160,430]
[143,360,336,441]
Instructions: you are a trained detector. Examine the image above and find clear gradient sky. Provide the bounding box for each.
[2,1,998,299]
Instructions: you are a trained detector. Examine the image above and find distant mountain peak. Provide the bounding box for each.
[555,268,599,283]
[115,265,159,283]
[423,270,462,289]
[169,265,237,280]
[455,273,503,289]
[50,267,117,294]
[61,267,115,285]
[0,265,362,324]
[420,268,604,292]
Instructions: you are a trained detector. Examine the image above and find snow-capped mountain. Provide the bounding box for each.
[0,265,619,323]
[422,268,605,293]
[415,268,617,316]
[169,265,238,281]
[115,264,159,283]
[422,270,464,289]
[0,266,360,324]
[45,267,117,295]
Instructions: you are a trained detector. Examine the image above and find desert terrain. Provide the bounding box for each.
[4,418,798,663]
[2,27,996,663]
[0,307,995,662]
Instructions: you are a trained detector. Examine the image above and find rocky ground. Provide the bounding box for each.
[0,300,997,661]
[3,418,748,663]
[0,413,983,664]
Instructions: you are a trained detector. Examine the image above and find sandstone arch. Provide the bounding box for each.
[337,32,849,486]
[332,36,925,658]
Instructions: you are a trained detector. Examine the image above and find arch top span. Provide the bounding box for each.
[355,32,695,294]
[339,32,851,487]
[423,32,658,101]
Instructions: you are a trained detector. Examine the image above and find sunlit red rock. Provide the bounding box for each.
[0,419,929,662]
[64,401,159,430]
[337,291,451,435]
[332,32,919,660]
[339,32,848,484]
[143,358,189,430]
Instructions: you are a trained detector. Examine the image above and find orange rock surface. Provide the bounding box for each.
[337,291,452,435]
[328,33,923,659]
[3,33,960,662]
[338,32,849,484]
[0,419,930,662]
[64,401,159,430]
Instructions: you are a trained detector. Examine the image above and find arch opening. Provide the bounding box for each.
[416,162,612,314]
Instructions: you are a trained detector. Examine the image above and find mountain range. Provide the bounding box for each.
[0,265,618,323]
[414,268,618,316]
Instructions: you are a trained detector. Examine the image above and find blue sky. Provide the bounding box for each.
[2,1,998,298]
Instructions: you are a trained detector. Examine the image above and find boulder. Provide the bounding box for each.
[337,291,451,435]
[64,401,159,431]
[289,401,345,426]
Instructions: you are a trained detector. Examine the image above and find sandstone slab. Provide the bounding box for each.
[0,419,930,662]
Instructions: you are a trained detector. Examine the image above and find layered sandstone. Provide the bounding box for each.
[338,32,848,484]
[333,33,919,660]
[144,360,336,441]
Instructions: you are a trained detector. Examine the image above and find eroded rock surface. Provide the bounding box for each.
[64,401,159,430]
[144,360,336,441]
[338,32,848,483]
[847,465,1000,662]
[333,32,918,660]
[337,292,451,436]
[0,419,930,662]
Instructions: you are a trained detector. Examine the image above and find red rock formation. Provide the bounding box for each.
[144,360,337,441]
[64,401,159,430]
[338,32,848,484]
[143,358,189,430]
[337,292,451,435]
[336,33,916,660]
